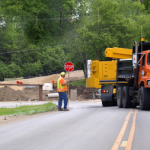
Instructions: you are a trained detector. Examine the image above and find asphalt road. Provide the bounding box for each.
[0,101,150,150]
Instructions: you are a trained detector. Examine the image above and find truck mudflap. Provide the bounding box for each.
[101,93,113,101]
[101,85,115,101]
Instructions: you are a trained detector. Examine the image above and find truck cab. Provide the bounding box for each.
[138,51,150,88]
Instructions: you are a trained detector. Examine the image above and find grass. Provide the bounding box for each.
[0,102,57,116]
[69,79,86,86]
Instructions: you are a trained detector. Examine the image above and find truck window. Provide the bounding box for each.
[142,54,145,66]
[147,53,150,65]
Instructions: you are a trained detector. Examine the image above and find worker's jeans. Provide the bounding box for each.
[58,92,68,109]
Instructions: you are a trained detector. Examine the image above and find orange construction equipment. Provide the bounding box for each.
[86,38,150,110]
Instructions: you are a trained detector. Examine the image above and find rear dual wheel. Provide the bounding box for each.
[122,86,131,108]
[117,86,150,110]
[117,87,123,108]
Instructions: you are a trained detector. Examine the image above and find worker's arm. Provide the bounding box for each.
[62,80,69,86]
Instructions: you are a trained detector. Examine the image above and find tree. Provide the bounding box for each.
[0,0,149,80]
[39,46,66,74]
[65,0,146,78]
[143,0,150,11]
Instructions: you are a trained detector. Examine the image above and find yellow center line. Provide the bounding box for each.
[125,109,138,150]
[111,109,133,150]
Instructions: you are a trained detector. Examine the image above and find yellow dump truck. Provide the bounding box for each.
[86,38,150,110]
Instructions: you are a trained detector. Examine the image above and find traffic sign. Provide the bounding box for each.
[64,62,74,72]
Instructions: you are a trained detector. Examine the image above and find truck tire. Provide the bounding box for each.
[102,101,108,107]
[139,87,150,110]
[122,86,131,108]
[117,87,123,108]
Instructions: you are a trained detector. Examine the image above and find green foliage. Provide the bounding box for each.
[0,0,150,80]
[22,60,43,76]
[65,0,147,78]
[0,102,57,116]
[143,0,150,11]
[0,62,7,80]
[39,46,66,74]
[6,63,22,77]
[0,62,22,79]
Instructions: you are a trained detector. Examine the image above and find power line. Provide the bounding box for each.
[0,15,94,24]
[0,36,60,44]
[0,45,64,55]
[27,15,92,21]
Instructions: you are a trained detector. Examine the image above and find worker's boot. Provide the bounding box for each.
[64,108,69,111]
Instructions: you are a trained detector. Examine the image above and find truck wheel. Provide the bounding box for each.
[122,86,131,108]
[117,87,123,108]
[139,87,150,110]
[102,101,108,107]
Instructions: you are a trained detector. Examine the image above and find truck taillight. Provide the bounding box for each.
[101,90,109,93]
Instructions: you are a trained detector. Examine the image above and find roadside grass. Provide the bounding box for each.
[70,79,86,86]
[0,102,57,116]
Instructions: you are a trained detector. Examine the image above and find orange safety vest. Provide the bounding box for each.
[57,77,68,92]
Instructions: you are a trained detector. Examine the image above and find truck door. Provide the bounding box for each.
[138,54,145,84]
[146,53,150,73]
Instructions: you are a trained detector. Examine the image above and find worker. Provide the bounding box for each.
[57,72,69,111]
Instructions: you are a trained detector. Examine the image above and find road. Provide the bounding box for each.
[0,101,150,150]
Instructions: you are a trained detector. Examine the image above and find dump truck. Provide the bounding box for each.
[86,38,150,110]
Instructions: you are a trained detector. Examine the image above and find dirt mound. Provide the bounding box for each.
[0,86,47,102]
[0,87,29,101]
